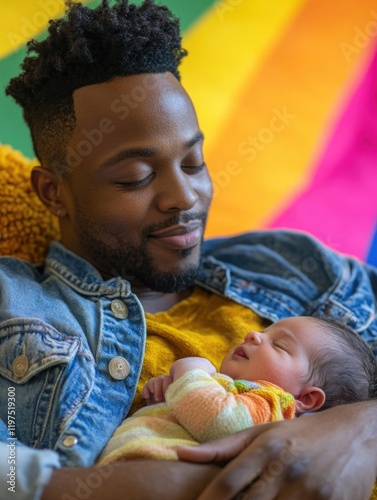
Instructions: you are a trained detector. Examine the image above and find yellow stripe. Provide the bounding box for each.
[0,0,91,58]
[181,0,307,153]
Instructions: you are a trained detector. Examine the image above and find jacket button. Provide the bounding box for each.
[12,355,29,378]
[63,435,78,447]
[111,299,129,319]
[109,356,130,380]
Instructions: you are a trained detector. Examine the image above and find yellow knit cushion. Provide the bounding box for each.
[0,144,60,263]
[372,482,377,500]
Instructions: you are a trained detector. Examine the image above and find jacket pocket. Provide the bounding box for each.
[0,318,91,448]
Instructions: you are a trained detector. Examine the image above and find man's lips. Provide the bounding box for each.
[233,345,249,359]
[148,223,202,251]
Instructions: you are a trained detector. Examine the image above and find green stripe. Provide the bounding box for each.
[0,0,215,157]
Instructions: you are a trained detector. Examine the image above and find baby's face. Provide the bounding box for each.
[220,316,324,396]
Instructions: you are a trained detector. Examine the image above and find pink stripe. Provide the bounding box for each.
[268,44,377,260]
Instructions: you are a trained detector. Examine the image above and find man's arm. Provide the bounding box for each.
[0,421,61,500]
[178,400,377,500]
[42,461,221,500]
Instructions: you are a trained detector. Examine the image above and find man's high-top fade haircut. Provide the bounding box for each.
[5,0,187,176]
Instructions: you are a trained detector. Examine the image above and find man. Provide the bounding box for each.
[1,1,376,499]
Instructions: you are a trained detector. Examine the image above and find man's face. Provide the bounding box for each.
[58,72,213,291]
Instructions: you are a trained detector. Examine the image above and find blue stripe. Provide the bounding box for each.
[366,223,377,266]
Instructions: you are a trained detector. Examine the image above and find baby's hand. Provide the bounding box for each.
[170,357,217,381]
[142,375,173,405]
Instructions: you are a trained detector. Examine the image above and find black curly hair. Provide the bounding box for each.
[5,0,187,175]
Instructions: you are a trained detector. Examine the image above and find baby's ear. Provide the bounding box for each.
[295,386,326,415]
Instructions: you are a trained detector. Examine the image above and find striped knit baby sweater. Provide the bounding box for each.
[98,369,295,463]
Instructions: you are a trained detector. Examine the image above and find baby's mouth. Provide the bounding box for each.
[233,345,249,359]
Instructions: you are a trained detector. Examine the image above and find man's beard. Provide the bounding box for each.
[74,208,207,293]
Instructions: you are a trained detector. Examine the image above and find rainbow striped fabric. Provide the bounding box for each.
[1,0,376,264]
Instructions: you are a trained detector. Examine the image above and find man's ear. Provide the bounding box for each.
[295,386,326,415]
[31,166,68,217]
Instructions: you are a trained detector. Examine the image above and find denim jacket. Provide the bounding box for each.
[0,230,376,499]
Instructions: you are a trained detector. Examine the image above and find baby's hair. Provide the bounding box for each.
[5,0,187,176]
[304,317,377,410]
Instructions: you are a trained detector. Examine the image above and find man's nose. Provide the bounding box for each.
[244,331,262,345]
[155,168,199,212]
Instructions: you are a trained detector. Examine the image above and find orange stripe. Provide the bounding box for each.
[205,0,377,237]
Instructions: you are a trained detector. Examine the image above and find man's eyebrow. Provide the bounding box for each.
[98,147,157,170]
[98,132,205,171]
[186,131,204,149]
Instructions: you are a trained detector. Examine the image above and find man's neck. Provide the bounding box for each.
[135,288,193,314]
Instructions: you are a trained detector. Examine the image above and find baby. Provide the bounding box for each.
[98,315,377,463]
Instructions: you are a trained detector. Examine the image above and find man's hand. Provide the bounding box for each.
[178,400,377,499]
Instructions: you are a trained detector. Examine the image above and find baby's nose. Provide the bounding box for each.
[244,331,262,345]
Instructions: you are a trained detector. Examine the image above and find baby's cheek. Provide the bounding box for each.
[219,358,238,379]
[268,364,300,394]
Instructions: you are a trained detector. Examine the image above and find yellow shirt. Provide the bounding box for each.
[131,286,269,413]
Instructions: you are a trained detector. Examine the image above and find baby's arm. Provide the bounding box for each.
[170,357,217,381]
[142,358,216,405]
[165,374,295,442]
